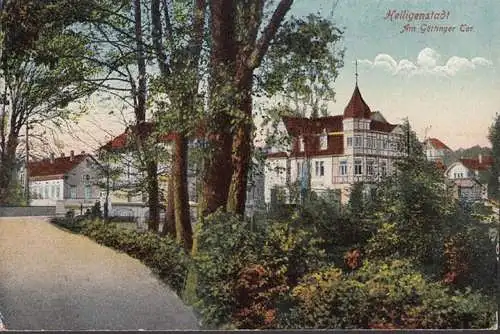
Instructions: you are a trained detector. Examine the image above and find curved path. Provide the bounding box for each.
[0,217,198,330]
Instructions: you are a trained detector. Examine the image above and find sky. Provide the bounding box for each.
[58,0,500,153]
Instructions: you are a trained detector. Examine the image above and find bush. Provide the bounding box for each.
[78,219,188,296]
[193,209,328,329]
[193,210,263,328]
[288,259,496,329]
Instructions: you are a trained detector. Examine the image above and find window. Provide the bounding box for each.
[82,174,91,184]
[84,185,92,199]
[366,160,374,176]
[299,136,305,152]
[297,161,304,179]
[315,161,324,177]
[70,186,77,199]
[51,185,56,199]
[55,186,60,199]
[454,172,463,179]
[339,161,348,176]
[354,136,362,148]
[347,137,353,148]
[354,159,362,175]
[381,161,387,177]
[320,130,328,150]
[383,137,389,149]
[44,185,49,199]
[366,136,375,149]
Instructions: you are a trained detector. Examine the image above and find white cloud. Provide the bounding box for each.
[359,48,492,77]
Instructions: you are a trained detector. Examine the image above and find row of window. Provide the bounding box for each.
[346,135,396,150]
[297,134,400,152]
[32,184,93,200]
[296,160,388,177]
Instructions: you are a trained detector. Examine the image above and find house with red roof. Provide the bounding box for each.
[264,82,404,204]
[25,150,102,211]
[424,137,452,162]
[445,154,493,202]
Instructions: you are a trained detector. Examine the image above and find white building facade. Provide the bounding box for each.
[264,84,404,204]
[445,155,493,202]
[25,151,102,212]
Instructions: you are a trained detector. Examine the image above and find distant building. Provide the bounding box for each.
[101,122,265,224]
[445,154,493,202]
[264,82,405,204]
[22,151,101,213]
[424,137,452,162]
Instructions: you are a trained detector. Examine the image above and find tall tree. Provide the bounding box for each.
[85,0,164,232]
[488,113,499,201]
[0,0,100,203]
[150,0,206,250]
[202,0,293,216]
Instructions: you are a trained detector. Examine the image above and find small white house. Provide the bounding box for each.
[445,155,493,202]
[24,151,102,213]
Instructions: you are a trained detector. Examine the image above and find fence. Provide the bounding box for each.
[0,206,56,217]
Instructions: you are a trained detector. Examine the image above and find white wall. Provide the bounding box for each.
[30,179,64,206]
[447,163,472,179]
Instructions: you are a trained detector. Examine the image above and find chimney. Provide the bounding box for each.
[50,153,55,164]
[478,154,482,164]
[70,150,74,161]
[60,153,65,158]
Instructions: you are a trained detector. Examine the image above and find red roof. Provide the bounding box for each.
[460,156,493,171]
[343,85,371,119]
[371,120,397,132]
[270,113,398,158]
[28,154,88,179]
[426,138,451,151]
[101,121,205,151]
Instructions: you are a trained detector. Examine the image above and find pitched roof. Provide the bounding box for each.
[282,116,343,136]
[460,156,494,171]
[426,138,451,151]
[271,112,398,158]
[28,154,88,179]
[343,85,371,119]
[101,121,206,151]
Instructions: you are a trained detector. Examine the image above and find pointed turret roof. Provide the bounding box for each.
[343,84,371,119]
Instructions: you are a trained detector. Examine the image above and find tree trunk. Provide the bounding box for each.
[227,75,253,215]
[0,134,19,204]
[201,0,237,217]
[134,0,160,231]
[173,134,193,250]
[161,174,176,237]
[226,0,293,215]
[146,160,160,232]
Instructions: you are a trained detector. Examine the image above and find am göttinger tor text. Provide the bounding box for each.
[385,10,473,34]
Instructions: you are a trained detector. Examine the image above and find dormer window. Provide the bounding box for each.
[299,136,305,152]
[320,129,328,150]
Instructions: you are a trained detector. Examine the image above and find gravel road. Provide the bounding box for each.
[0,217,198,330]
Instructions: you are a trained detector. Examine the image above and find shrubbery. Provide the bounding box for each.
[288,259,496,329]
[193,209,327,329]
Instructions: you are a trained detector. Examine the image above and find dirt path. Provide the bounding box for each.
[0,217,198,330]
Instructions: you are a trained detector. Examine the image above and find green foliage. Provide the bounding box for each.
[488,113,500,200]
[193,210,263,328]
[288,259,496,329]
[193,209,328,329]
[365,122,459,271]
[260,13,344,117]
